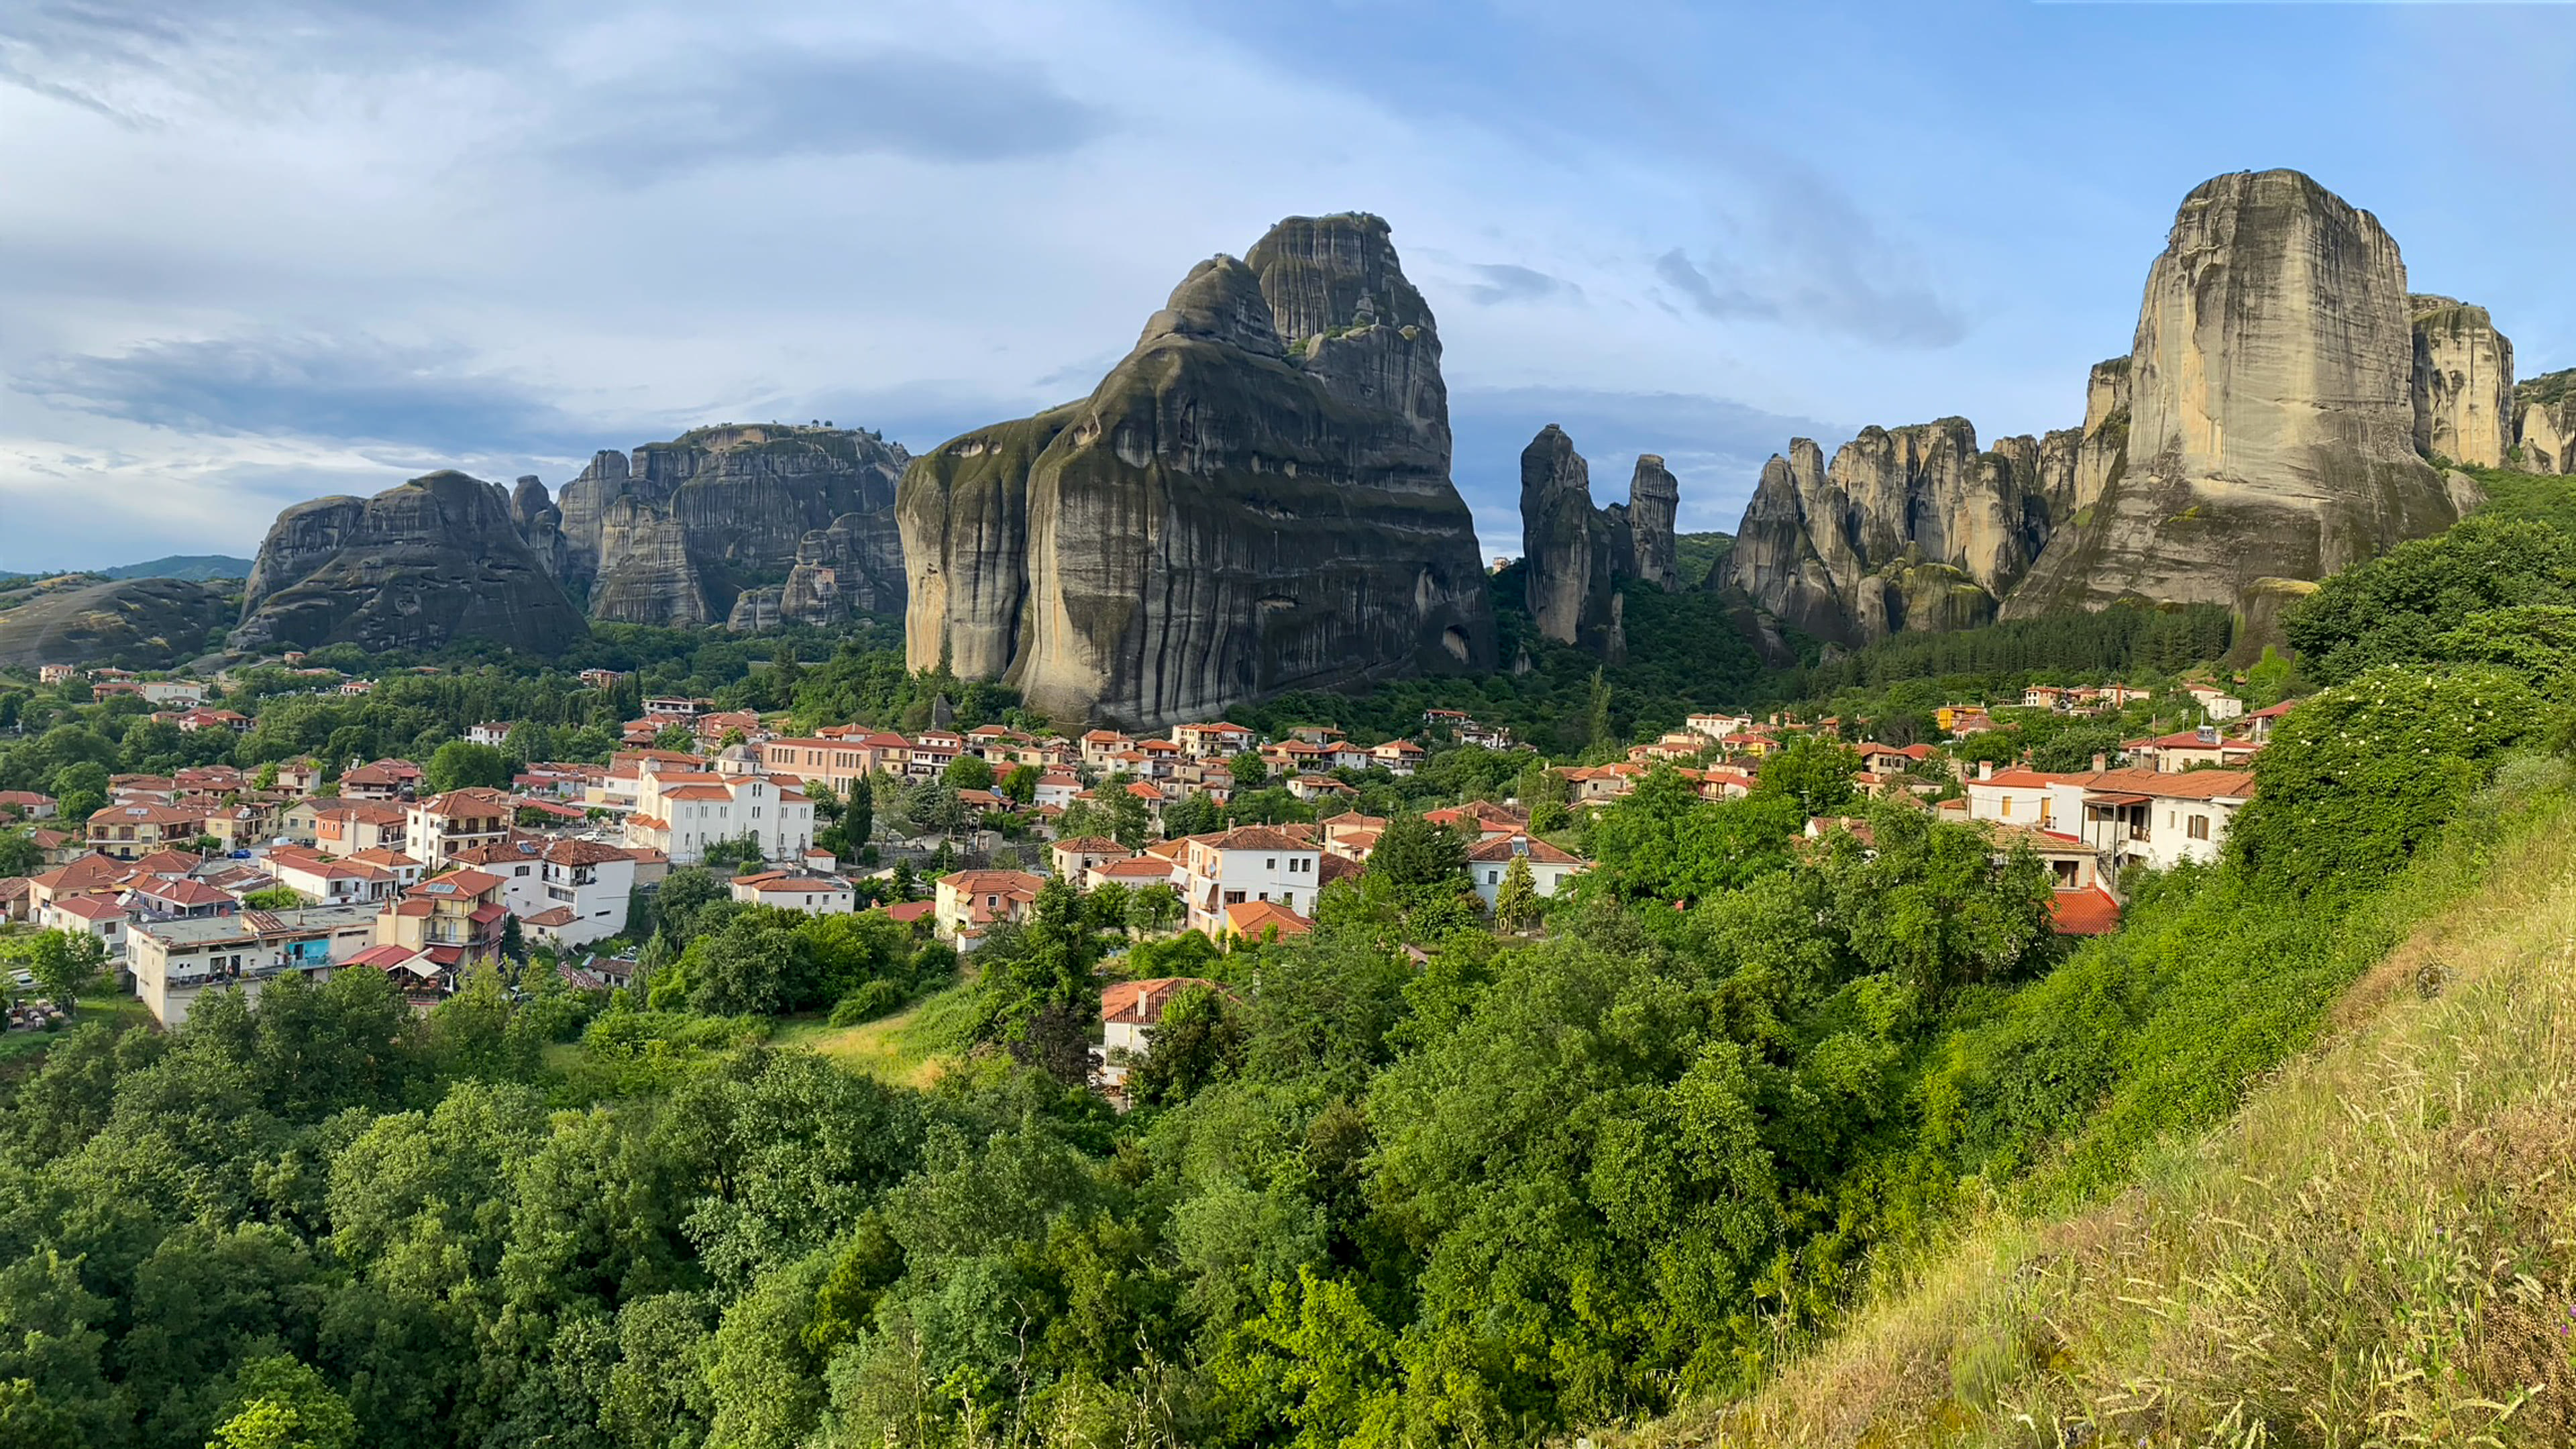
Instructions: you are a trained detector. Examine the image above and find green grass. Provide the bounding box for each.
[768,977,981,1087]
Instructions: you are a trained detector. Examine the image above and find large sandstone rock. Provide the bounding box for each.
[900,213,1494,726]
[559,425,908,626]
[2514,370,2576,474]
[2008,170,2462,616]
[1719,418,2054,645]
[234,472,587,655]
[0,577,234,670]
[2410,296,2514,468]
[508,475,570,578]
[1517,426,1684,653]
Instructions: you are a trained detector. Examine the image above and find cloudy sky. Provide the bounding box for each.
[4,0,2573,573]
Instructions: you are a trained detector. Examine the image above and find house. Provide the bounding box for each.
[1968,765,2257,872]
[1096,976,1230,1091]
[1050,837,1131,880]
[624,771,815,865]
[1425,800,1529,841]
[759,736,896,794]
[1558,761,1644,804]
[1459,723,1516,751]
[578,667,627,690]
[0,877,28,924]
[300,800,410,854]
[0,790,57,820]
[1856,743,1939,777]
[932,869,1045,951]
[122,875,239,922]
[1222,899,1313,943]
[125,903,381,1027]
[1935,706,1996,737]
[2021,686,2074,712]
[1087,855,1181,893]
[266,847,405,906]
[1466,833,1588,909]
[643,696,711,719]
[1685,712,1755,741]
[1285,773,1357,804]
[336,680,373,697]
[1032,772,1083,810]
[37,664,80,686]
[1078,730,1138,769]
[1963,764,2070,829]
[46,894,130,959]
[729,871,856,916]
[2126,727,2259,775]
[174,708,252,734]
[1173,721,1257,759]
[405,789,515,869]
[86,803,203,861]
[138,680,207,706]
[1179,826,1320,934]
[2245,699,2298,743]
[374,868,510,976]
[1368,740,1424,776]
[2185,684,2245,720]
[467,722,514,747]
[339,759,423,801]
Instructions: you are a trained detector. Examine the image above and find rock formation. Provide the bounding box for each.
[2006,170,2465,616]
[233,472,588,655]
[2410,297,2514,468]
[508,475,570,577]
[557,425,908,627]
[900,213,1495,726]
[2514,370,2576,474]
[0,577,235,670]
[1719,418,2057,645]
[1517,427,1684,653]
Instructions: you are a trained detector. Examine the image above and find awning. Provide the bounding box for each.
[2085,792,2152,807]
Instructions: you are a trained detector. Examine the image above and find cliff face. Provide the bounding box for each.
[1719,418,2053,645]
[234,472,588,655]
[899,213,1494,726]
[0,578,235,671]
[2008,170,2462,616]
[2410,297,2514,468]
[1517,427,1682,653]
[557,425,909,626]
[508,476,570,578]
[2514,370,2576,474]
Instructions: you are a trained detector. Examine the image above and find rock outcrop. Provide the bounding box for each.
[900,213,1494,726]
[557,425,908,627]
[1517,427,1684,653]
[508,476,570,577]
[2006,170,2465,616]
[233,472,588,655]
[2410,297,2514,468]
[2514,370,2576,474]
[0,577,235,670]
[1719,418,2057,645]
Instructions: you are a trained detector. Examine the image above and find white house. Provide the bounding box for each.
[405,790,514,870]
[467,722,515,747]
[625,771,814,865]
[2185,685,2245,720]
[728,871,856,916]
[266,847,405,906]
[1179,826,1320,934]
[1968,765,2258,873]
[1466,833,1588,909]
[1685,712,1754,742]
[1095,976,1228,1093]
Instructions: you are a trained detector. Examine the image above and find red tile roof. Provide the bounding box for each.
[2049,887,2123,936]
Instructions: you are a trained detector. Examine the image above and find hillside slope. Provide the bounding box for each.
[1603,759,2576,1448]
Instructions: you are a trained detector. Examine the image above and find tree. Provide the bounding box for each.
[998,763,1040,806]
[12,929,106,1004]
[1755,735,1860,816]
[499,912,526,965]
[1230,751,1270,790]
[1368,812,1468,890]
[1492,855,1540,932]
[973,876,1104,1085]
[424,740,510,794]
[240,887,306,911]
[702,835,767,873]
[205,1356,357,1449]
[899,782,967,839]
[943,753,994,792]
[1126,984,1244,1106]
[1126,882,1182,937]
[1586,667,1613,751]
[1817,802,2058,1000]
[0,828,40,878]
[653,723,700,753]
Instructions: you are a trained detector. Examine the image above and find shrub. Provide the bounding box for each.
[829,979,908,1027]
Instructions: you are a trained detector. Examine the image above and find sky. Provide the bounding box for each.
[3,0,2575,574]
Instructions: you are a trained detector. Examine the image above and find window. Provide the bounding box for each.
[2188,814,2211,841]
[2000,798,2012,818]
[1266,858,1277,869]
[1487,869,1499,883]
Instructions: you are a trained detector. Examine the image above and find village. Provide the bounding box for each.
[0,657,2292,1091]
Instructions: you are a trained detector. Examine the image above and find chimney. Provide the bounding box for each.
[2092,752,2108,774]
[1978,760,1994,782]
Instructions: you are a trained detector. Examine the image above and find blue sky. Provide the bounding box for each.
[3,0,2573,572]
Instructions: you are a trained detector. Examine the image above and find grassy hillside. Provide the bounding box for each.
[1601,757,2576,1448]
[0,575,237,669]
[99,553,254,582]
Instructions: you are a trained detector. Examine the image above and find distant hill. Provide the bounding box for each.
[1674,530,1734,589]
[99,555,254,582]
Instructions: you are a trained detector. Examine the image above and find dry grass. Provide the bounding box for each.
[769,982,976,1089]
[1603,777,2576,1448]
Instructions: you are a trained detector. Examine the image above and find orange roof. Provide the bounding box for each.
[2049,887,2123,936]
[1091,857,1177,880]
[1197,826,1313,853]
[1101,975,1228,1026]
[1464,834,1582,865]
[1222,900,1313,938]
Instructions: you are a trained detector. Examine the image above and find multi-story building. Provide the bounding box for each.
[1966,764,2258,873]
[405,789,514,869]
[624,771,814,865]
[1466,833,1589,910]
[1179,826,1320,934]
[374,868,509,975]
[86,803,203,860]
[338,759,423,800]
[932,869,1045,951]
[1172,722,1257,759]
[266,847,407,906]
[125,903,381,1027]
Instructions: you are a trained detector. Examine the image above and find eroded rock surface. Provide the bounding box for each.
[2410,296,2514,468]
[900,213,1493,726]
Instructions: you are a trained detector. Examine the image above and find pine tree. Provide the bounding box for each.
[1493,855,1540,932]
